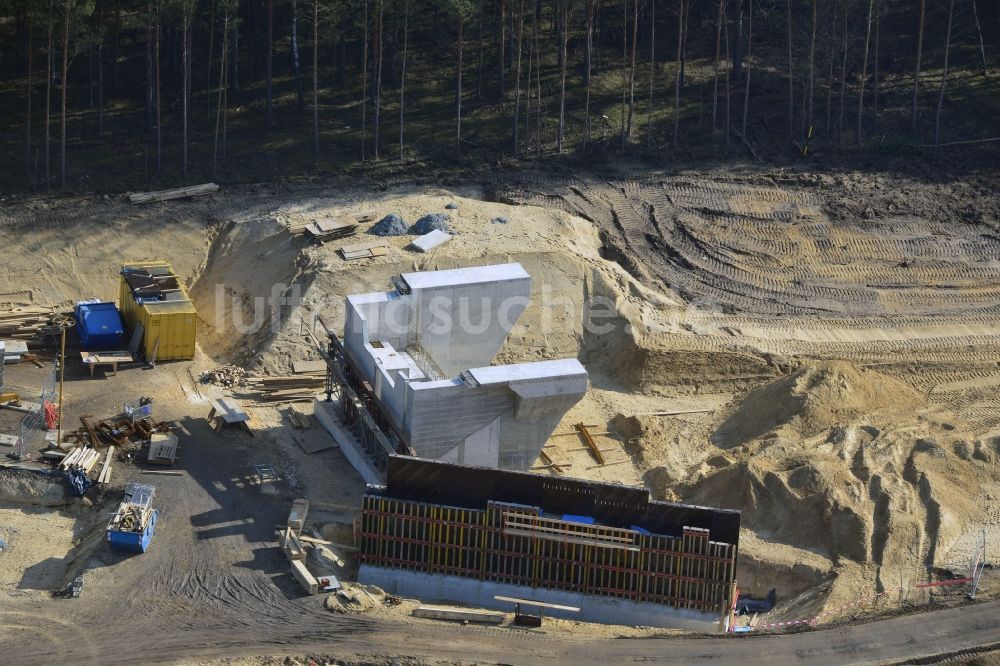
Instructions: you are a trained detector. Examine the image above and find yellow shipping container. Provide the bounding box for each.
[119,261,197,361]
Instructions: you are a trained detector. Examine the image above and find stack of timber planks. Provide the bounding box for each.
[128,183,218,204]
[244,361,326,404]
[0,307,65,340]
[59,446,102,474]
[244,375,324,403]
[288,211,376,237]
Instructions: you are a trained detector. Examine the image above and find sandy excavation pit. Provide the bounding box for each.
[0,470,105,598]
[1,171,998,629]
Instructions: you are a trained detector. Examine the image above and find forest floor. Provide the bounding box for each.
[0,159,998,662]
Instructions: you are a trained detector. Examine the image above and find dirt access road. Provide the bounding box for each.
[1,593,997,665]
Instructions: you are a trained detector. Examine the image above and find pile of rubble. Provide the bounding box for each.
[200,365,248,388]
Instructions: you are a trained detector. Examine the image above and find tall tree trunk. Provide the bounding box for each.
[214,11,229,175]
[312,0,319,156]
[584,0,595,146]
[647,0,655,147]
[97,40,103,133]
[512,0,524,153]
[557,0,568,152]
[625,0,638,141]
[456,13,463,159]
[723,0,731,143]
[837,0,847,140]
[499,0,506,98]
[60,0,71,189]
[206,0,215,104]
[786,0,793,139]
[712,0,723,135]
[477,11,484,101]
[292,0,304,109]
[971,0,988,76]
[934,0,956,144]
[620,0,627,146]
[911,0,924,132]
[155,2,161,173]
[46,1,53,190]
[856,0,873,144]
[146,21,153,130]
[26,21,32,181]
[872,0,880,120]
[805,0,816,138]
[374,0,383,159]
[232,2,238,91]
[826,0,836,135]
[222,19,229,159]
[741,0,752,140]
[524,7,532,153]
[181,9,190,179]
[533,4,541,152]
[673,0,683,147]
[679,0,688,86]
[399,0,408,159]
[361,0,369,161]
[266,0,273,127]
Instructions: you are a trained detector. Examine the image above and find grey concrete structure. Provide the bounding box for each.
[359,565,723,632]
[341,263,587,471]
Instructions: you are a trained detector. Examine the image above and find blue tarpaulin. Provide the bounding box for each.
[64,469,93,497]
[561,514,596,525]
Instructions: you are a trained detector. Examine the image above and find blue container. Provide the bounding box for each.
[107,509,158,553]
[75,301,125,349]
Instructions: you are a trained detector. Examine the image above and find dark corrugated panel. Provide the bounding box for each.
[384,456,740,546]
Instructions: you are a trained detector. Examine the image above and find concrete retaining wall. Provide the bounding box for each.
[359,565,722,632]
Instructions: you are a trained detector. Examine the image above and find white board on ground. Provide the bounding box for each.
[410,230,452,253]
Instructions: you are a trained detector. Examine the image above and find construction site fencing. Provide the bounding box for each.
[359,495,737,613]
[14,363,57,460]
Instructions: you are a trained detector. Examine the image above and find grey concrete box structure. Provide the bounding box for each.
[340,263,587,471]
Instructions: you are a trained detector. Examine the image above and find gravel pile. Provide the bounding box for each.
[369,213,409,236]
[409,213,451,234]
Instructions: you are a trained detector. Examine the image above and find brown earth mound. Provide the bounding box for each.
[711,362,923,447]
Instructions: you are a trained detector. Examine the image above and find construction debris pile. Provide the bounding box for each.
[200,365,248,388]
[47,414,172,487]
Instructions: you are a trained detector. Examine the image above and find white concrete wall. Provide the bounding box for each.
[409,272,530,378]
[339,264,587,472]
[359,565,722,632]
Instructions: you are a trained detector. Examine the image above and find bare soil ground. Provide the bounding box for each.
[0,164,998,662]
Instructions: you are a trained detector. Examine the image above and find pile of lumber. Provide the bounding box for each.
[244,375,324,404]
[59,446,101,473]
[0,307,65,340]
[128,183,218,204]
[288,211,376,237]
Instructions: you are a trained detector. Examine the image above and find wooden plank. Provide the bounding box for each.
[585,459,632,470]
[292,360,327,374]
[314,216,360,233]
[209,398,249,423]
[493,595,580,612]
[413,605,506,624]
[339,238,388,255]
[575,423,605,465]
[98,447,114,484]
[128,183,218,204]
